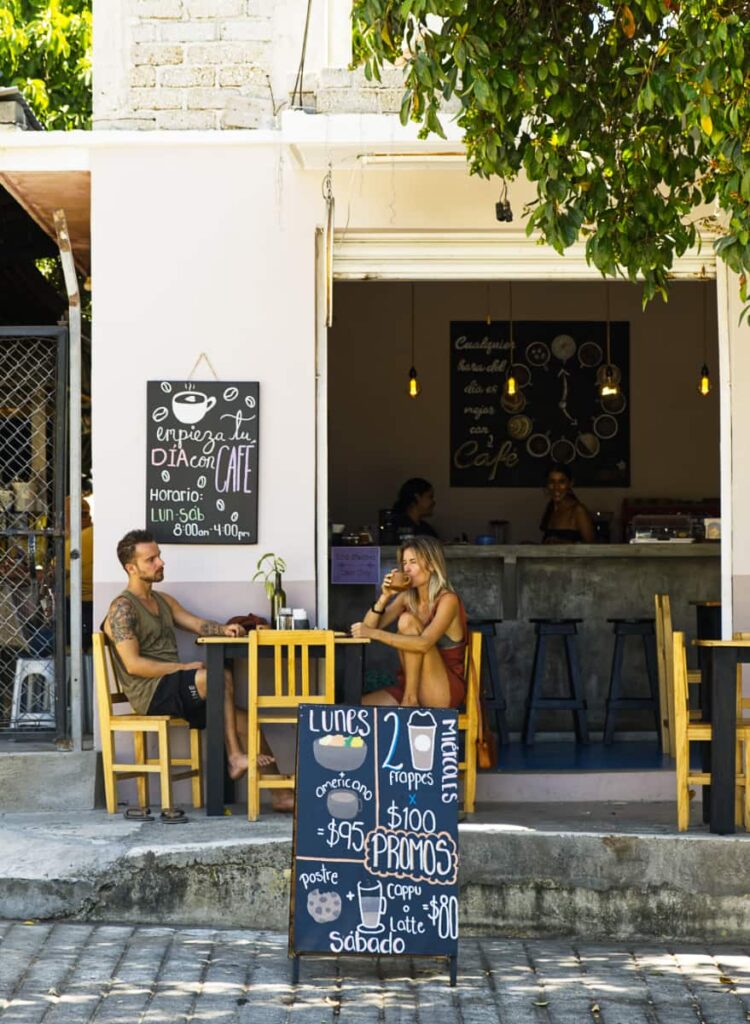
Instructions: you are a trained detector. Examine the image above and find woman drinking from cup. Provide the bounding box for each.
[351,536,466,709]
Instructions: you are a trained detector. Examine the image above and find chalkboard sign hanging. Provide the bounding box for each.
[450,321,630,487]
[146,380,259,544]
[290,704,460,985]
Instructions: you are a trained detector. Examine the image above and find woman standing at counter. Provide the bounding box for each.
[392,477,439,538]
[540,465,595,543]
[351,536,466,709]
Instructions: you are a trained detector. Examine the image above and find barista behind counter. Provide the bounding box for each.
[540,465,595,544]
[391,477,439,539]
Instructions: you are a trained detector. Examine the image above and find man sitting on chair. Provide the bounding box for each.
[104,529,272,784]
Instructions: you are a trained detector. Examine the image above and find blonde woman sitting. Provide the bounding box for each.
[351,536,467,709]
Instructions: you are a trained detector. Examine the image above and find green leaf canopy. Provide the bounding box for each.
[352,0,750,303]
[0,0,91,130]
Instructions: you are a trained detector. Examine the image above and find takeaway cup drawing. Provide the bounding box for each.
[326,790,362,820]
[171,389,216,425]
[407,710,437,772]
[357,880,386,933]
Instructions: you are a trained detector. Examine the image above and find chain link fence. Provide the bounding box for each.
[0,328,67,735]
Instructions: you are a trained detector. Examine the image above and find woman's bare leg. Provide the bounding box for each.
[398,612,425,707]
[416,646,453,708]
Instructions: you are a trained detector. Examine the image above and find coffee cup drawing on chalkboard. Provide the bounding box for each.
[357,880,387,933]
[171,389,216,425]
[408,710,437,772]
[327,790,362,819]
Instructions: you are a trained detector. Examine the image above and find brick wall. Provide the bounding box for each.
[93,0,411,130]
[95,0,277,129]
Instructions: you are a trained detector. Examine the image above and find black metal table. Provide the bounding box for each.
[690,600,722,643]
[196,634,369,816]
[694,639,750,835]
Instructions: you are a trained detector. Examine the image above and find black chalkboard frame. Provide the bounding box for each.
[450,320,630,488]
[288,704,460,986]
[145,379,260,545]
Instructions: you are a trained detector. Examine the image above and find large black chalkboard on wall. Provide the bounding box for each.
[450,321,630,487]
[146,380,259,544]
[291,705,459,981]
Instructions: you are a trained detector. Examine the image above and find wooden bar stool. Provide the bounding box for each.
[602,618,660,746]
[467,618,509,749]
[523,619,589,745]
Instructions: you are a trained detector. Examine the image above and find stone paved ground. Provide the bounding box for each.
[2,921,750,1023]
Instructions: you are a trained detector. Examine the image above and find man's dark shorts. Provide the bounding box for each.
[147,669,206,729]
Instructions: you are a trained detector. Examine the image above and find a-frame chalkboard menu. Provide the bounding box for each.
[146,380,259,544]
[290,705,460,985]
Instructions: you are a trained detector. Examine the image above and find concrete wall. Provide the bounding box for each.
[328,280,720,543]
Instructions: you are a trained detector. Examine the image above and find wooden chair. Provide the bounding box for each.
[247,629,336,821]
[672,631,750,831]
[731,634,750,717]
[458,631,483,815]
[92,632,203,814]
[654,594,702,755]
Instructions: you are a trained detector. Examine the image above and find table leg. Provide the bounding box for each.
[709,647,738,835]
[205,644,226,816]
[698,645,711,823]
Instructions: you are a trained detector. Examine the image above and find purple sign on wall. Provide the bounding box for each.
[331,546,381,585]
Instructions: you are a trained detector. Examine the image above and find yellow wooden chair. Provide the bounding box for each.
[247,629,336,821]
[654,594,703,755]
[92,632,203,814]
[458,631,483,815]
[672,631,750,831]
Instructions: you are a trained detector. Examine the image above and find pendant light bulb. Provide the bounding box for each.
[408,366,421,398]
[599,282,620,398]
[599,366,620,398]
[699,363,711,396]
[504,372,517,397]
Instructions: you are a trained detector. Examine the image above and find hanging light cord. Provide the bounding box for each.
[410,283,415,365]
[605,282,612,366]
[508,280,514,359]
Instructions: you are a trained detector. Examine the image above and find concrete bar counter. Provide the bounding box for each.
[329,544,720,736]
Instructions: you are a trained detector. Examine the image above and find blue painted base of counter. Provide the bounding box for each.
[495,740,670,772]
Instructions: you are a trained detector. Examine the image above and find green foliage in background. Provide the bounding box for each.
[0,0,92,129]
[352,1,750,308]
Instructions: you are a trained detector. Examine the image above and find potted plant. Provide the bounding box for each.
[253,552,287,625]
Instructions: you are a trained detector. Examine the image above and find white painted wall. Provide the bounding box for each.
[91,139,322,624]
[725,269,750,631]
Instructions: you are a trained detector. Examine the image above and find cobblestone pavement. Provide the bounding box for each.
[2,921,750,1023]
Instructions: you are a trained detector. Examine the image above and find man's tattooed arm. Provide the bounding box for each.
[108,596,138,644]
[198,620,226,636]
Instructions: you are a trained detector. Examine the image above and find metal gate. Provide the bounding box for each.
[0,326,68,738]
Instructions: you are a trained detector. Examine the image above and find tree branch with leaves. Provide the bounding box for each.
[352,0,750,309]
[0,0,91,130]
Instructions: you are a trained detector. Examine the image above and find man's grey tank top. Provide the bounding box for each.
[110,590,179,714]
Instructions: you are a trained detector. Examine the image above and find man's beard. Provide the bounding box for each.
[139,569,164,583]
